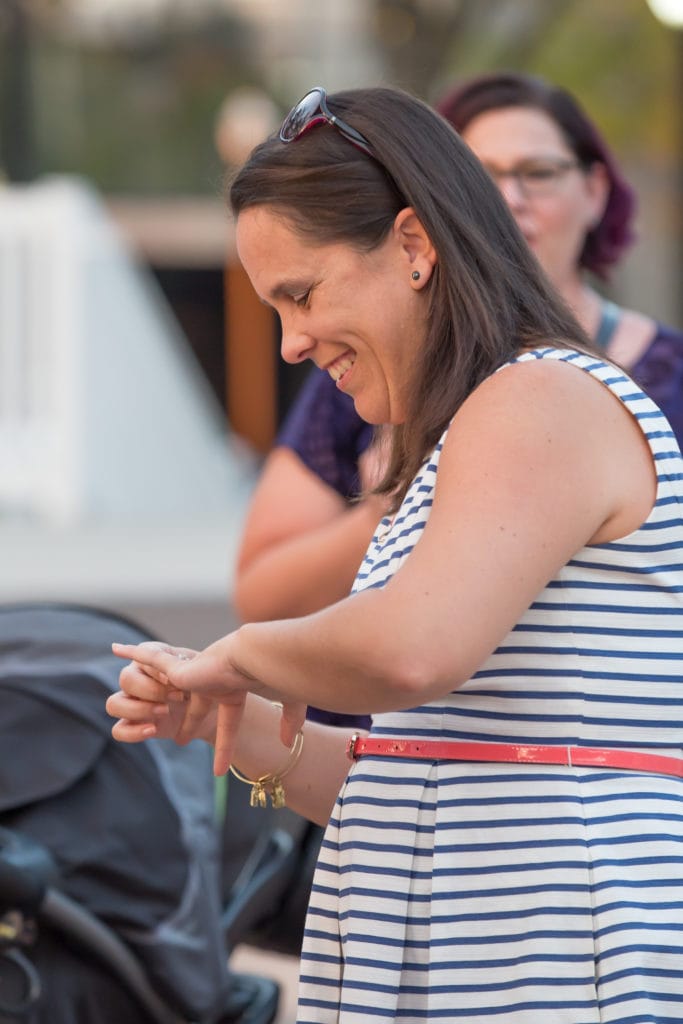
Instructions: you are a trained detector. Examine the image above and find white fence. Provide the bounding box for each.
[0,177,255,528]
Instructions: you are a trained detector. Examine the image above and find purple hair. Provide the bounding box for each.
[435,72,636,280]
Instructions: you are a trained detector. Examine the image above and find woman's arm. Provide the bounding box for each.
[234,446,386,620]
[229,695,358,825]
[106,663,357,826]
[117,359,656,729]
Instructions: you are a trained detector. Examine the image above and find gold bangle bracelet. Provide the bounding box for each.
[229,729,304,809]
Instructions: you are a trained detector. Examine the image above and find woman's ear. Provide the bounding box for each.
[393,207,437,287]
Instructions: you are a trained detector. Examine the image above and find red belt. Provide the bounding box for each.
[346,734,683,778]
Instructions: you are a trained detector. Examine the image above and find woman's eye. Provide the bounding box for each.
[522,166,556,182]
[294,290,311,308]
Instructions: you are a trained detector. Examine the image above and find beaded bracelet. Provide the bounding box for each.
[229,730,304,809]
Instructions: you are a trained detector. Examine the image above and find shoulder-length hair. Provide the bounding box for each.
[436,72,636,281]
[230,86,592,508]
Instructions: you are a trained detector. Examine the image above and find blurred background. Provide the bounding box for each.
[1,0,682,648]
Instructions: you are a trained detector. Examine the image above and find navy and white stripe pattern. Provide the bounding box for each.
[297,349,683,1023]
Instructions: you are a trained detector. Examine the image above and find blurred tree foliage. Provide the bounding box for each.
[374,0,678,163]
[0,1,261,192]
[0,0,678,193]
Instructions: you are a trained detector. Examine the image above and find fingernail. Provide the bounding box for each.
[142,725,157,737]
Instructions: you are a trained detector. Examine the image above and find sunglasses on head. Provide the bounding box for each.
[279,86,375,158]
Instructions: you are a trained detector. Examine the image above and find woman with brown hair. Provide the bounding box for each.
[107,85,683,1023]
[232,72,683,634]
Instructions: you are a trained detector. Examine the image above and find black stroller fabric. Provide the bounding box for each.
[0,603,234,1023]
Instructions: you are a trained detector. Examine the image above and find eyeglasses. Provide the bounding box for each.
[279,86,375,158]
[482,158,580,198]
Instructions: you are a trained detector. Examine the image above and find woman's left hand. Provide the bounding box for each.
[111,637,305,773]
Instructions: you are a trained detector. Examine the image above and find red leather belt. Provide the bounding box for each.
[346,734,683,778]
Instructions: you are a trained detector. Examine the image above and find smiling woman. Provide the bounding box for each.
[226,71,683,635]
[107,84,683,1024]
[235,202,430,426]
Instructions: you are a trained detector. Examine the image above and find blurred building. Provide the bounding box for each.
[0,175,258,645]
[226,0,381,94]
[61,0,381,93]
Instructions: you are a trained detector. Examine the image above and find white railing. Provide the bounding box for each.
[0,181,86,523]
[0,176,255,528]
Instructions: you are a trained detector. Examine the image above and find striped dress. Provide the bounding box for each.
[297,348,683,1024]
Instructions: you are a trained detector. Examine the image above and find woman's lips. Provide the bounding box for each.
[327,354,355,384]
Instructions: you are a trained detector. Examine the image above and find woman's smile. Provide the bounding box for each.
[235,205,423,425]
[325,351,356,387]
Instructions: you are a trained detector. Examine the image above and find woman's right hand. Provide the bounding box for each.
[106,646,218,748]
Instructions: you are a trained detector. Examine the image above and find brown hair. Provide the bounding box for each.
[230,86,593,508]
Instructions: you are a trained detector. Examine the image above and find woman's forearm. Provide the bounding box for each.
[227,582,431,717]
[229,695,360,826]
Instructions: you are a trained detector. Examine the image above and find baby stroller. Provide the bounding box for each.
[0,602,295,1024]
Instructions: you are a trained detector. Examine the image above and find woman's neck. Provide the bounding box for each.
[555,275,603,340]
[556,272,656,368]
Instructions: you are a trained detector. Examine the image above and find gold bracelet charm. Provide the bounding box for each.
[229,730,304,809]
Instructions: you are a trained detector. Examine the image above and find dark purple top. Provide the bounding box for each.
[629,323,683,449]
[276,323,683,728]
[276,369,373,501]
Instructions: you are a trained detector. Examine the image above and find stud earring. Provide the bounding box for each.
[411,270,420,281]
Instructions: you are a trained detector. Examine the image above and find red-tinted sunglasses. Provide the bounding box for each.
[279,86,374,158]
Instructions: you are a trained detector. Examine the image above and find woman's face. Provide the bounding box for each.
[235,205,426,425]
[461,106,607,291]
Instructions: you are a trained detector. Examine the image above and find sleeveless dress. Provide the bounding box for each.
[297,348,683,1024]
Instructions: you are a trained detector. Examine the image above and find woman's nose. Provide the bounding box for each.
[279,321,315,365]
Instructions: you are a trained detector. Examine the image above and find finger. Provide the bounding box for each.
[213,700,246,776]
[138,664,172,687]
[111,718,158,743]
[135,665,187,701]
[112,642,191,682]
[175,693,215,747]
[279,701,307,747]
[112,640,167,660]
[119,662,171,702]
[105,691,169,722]
[166,685,189,703]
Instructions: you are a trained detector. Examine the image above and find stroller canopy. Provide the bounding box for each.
[0,602,232,1022]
